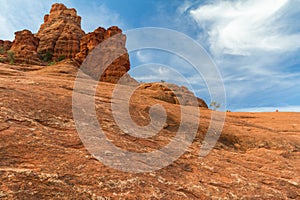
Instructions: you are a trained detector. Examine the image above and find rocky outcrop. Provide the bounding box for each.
[0,40,12,52]
[0,3,132,84]
[34,3,131,84]
[75,27,106,63]
[10,30,40,65]
[138,82,208,108]
[79,26,131,84]
[36,3,85,60]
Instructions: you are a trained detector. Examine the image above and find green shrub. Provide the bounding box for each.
[57,55,66,62]
[0,58,4,63]
[42,51,53,62]
[48,61,56,66]
[0,47,5,54]
[7,51,15,64]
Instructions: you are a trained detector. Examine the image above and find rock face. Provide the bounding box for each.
[36,3,85,60]
[0,40,12,52]
[77,26,131,84]
[75,27,106,63]
[138,82,208,108]
[10,30,40,65]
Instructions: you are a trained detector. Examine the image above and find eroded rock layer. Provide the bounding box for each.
[10,30,40,65]
[0,40,12,52]
[78,26,131,83]
[138,82,208,108]
[36,3,85,60]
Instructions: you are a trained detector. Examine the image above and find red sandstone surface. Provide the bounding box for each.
[0,62,299,199]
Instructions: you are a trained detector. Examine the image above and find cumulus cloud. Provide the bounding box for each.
[190,0,300,56]
[177,0,193,15]
[185,0,300,110]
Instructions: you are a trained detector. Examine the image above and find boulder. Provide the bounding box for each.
[138,82,208,108]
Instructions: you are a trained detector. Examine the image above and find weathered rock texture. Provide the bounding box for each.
[77,26,131,84]
[138,82,208,108]
[10,30,40,65]
[0,40,12,52]
[36,3,85,60]
[75,27,106,62]
[0,63,299,199]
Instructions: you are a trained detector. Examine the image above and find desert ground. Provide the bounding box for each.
[0,62,299,199]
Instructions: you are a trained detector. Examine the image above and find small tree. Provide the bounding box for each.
[7,51,15,64]
[210,101,221,111]
[42,51,53,62]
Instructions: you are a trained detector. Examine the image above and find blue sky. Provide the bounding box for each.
[0,0,300,111]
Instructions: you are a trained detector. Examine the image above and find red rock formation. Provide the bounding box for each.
[10,30,40,65]
[0,40,12,52]
[138,82,208,108]
[78,26,131,84]
[36,3,84,60]
[75,27,106,63]
[1,3,132,85]
[0,3,132,84]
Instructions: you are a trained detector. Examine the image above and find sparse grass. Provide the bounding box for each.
[57,55,66,62]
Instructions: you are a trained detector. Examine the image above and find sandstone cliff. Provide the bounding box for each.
[36,3,85,60]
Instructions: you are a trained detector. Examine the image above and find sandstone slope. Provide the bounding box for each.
[0,63,299,199]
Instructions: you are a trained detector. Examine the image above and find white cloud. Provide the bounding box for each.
[185,0,300,110]
[190,0,300,56]
[0,0,123,40]
[78,3,125,32]
[0,0,76,40]
[177,0,192,14]
[135,51,152,63]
